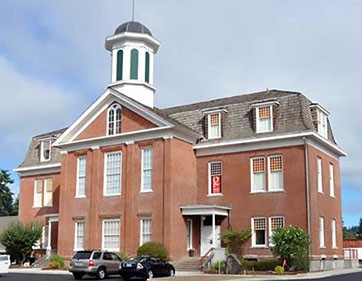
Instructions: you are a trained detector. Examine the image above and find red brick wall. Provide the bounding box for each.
[344,240,362,248]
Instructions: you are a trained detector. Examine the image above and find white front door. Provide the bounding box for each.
[200,222,221,256]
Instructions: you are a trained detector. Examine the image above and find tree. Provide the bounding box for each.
[270,226,310,271]
[0,221,43,264]
[222,230,251,260]
[11,195,19,216]
[358,217,362,240]
[0,170,14,216]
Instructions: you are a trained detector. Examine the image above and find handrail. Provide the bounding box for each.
[200,247,215,269]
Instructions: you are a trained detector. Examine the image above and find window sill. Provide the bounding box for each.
[75,195,86,199]
[250,246,268,249]
[318,191,324,195]
[140,190,153,194]
[103,193,121,197]
[250,190,284,194]
[33,206,42,209]
[332,247,338,250]
[43,205,53,208]
[319,246,326,249]
[330,195,336,198]
[207,193,223,197]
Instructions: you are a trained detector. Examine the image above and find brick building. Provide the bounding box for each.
[15,21,346,269]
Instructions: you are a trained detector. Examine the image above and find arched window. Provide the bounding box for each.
[130,49,139,80]
[108,104,122,135]
[116,49,123,81]
[145,52,150,83]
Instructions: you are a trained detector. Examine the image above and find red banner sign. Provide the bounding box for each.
[211,176,221,194]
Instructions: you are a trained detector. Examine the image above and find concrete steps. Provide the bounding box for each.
[174,257,201,272]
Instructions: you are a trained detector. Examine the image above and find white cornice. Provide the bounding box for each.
[14,163,61,177]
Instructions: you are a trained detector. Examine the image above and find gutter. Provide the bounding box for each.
[303,137,312,258]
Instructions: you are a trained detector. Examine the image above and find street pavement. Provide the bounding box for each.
[5,267,362,281]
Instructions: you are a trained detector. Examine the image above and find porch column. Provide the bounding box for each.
[46,221,52,256]
[212,213,216,248]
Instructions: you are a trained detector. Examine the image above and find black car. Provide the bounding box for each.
[119,256,175,280]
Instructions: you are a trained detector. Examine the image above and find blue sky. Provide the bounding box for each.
[0,0,361,227]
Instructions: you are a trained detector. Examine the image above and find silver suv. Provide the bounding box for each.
[69,250,122,280]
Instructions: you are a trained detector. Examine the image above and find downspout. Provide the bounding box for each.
[303,137,312,258]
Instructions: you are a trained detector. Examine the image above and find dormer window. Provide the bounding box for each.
[252,100,279,134]
[40,140,51,162]
[108,104,122,135]
[208,113,221,139]
[311,104,329,139]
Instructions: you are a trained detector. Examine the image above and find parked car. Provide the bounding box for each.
[0,255,10,276]
[69,250,122,280]
[119,256,175,280]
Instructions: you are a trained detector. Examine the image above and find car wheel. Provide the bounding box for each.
[147,270,153,280]
[73,272,84,280]
[96,267,107,280]
[169,269,175,277]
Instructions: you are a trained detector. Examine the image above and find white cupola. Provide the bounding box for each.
[105,21,160,108]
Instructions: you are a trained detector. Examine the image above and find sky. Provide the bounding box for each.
[0,0,361,227]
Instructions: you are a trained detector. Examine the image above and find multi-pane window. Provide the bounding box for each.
[102,219,120,251]
[331,219,337,249]
[208,113,221,139]
[257,106,273,133]
[141,147,153,192]
[252,218,266,247]
[104,152,122,196]
[34,180,43,208]
[268,156,284,191]
[317,157,323,193]
[209,161,222,194]
[329,163,335,197]
[43,178,53,207]
[317,110,328,138]
[74,221,85,250]
[40,140,51,161]
[140,218,152,245]
[108,104,122,135]
[319,217,325,248]
[269,217,285,245]
[251,157,266,192]
[76,157,87,197]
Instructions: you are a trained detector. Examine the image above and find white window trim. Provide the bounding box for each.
[208,161,223,196]
[140,217,152,246]
[319,217,325,248]
[102,219,120,252]
[141,147,153,193]
[317,157,323,194]
[268,216,285,247]
[76,157,87,198]
[250,157,266,193]
[207,113,221,139]
[43,178,53,207]
[40,139,51,162]
[33,179,42,208]
[74,220,85,251]
[251,217,267,248]
[107,103,122,136]
[187,219,193,250]
[103,151,122,196]
[317,109,328,139]
[267,155,284,192]
[256,106,273,134]
[331,219,337,249]
[329,163,335,198]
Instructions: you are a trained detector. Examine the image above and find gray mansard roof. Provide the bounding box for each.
[17,89,337,169]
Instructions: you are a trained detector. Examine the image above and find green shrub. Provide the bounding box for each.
[222,230,251,260]
[49,254,65,269]
[241,259,282,271]
[275,265,285,275]
[137,242,168,259]
[211,260,226,271]
[118,252,129,261]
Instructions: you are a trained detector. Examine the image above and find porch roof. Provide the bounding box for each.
[180,205,231,216]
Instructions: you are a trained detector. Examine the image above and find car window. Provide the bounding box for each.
[73,251,92,259]
[110,253,121,261]
[92,252,101,260]
[0,256,8,261]
[103,253,112,260]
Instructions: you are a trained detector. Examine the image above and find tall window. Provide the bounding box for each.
[186,220,193,250]
[108,104,122,135]
[43,178,53,207]
[252,217,266,247]
[269,216,285,246]
[317,110,328,138]
[33,180,43,208]
[140,218,152,245]
[208,113,221,139]
[116,49,123,81]
[208,161,222,195]
[102,219,120,251]
[268,155,284,191]
[329,163,335,197]
[256,106,273,133]
[145,52,150,83]
[104,152,122,196]
[331,219,337,249]
[251,157,266,192]
[130,49,139,80]
[141,147,153,192]
[319,217,325,248]
[40,140,51,161]
[74,221,85,250]
[76,157,87,197]
[317,157,323,193]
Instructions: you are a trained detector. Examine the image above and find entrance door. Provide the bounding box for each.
[200,217,221,256]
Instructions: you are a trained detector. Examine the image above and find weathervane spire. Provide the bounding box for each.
[132,0,136,21]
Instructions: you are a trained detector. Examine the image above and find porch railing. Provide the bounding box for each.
[200,247,215,270]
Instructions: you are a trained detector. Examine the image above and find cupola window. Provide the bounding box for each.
[116,49,123,81]
[130,49,139,80]
[108,104,122,135]
[145,52,150,83]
